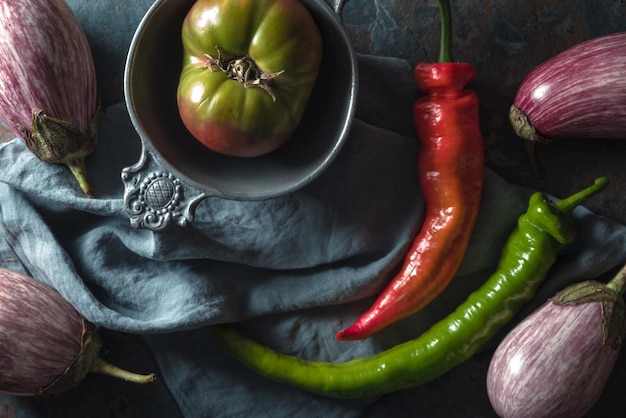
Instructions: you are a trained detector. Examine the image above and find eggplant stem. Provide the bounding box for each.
[65,156,94,198]
[89,356,157,384]
[524,140,542,178]
[607,261,626,296]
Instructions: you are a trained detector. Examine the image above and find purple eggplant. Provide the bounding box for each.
[510,32,626,144]
[486,263,626,418]
[0,268,155,396]
[0,0,99,197]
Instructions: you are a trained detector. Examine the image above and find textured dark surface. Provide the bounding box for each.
[1,0,626,417]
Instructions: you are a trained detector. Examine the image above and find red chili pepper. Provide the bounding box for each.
[336,0,484,341]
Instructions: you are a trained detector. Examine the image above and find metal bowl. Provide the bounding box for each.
[122,0,357,229]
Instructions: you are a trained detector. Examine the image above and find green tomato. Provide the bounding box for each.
[177,0,323,157]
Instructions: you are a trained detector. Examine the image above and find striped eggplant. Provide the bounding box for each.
[0,268,155,396]
[486,263,626,418]
[510,32,626,144]
[0,0,99,197]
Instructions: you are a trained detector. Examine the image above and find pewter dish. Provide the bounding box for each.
[124,0,357,205]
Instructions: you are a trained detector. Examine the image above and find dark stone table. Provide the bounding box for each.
[1,0,625,417]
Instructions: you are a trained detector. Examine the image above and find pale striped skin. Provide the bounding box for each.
[486,300,620,418]
[0,0,97,139]
[0,268,85,396]
[512,32,626,140]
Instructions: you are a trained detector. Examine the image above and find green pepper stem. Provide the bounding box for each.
[606,261,626,296]
[554,177,609,213]
[437,0,452,63]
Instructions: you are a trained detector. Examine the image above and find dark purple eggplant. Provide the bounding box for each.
[0,0,99,197]
[486,262,626,418]
[510,32,626,143]
[0,268,155,396]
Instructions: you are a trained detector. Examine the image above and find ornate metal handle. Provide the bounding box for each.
[121,144,208,230]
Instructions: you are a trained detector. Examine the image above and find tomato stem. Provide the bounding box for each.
[202,47,284,102]
[437,0,453,63]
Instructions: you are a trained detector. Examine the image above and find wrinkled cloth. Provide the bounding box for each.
[2,54,626,417]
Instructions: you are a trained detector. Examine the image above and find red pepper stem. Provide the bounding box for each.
[606,261,626,296]
[437,0,452,63]
[553,177,608,214]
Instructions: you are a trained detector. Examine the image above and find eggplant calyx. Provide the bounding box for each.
[509,105,550,143]
[552,280,626,349]
[510,105,550,177]
[15,109,97,198]
[39,323,156,396]
[202,47,284,102]
[39,322,102,396]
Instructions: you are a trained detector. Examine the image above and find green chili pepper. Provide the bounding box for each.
[212,178,609,399]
